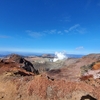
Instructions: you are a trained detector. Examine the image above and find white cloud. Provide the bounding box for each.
[57,31,63,35]
[26,25,86,38]
[76,46,84,50]
[26,29,63,38]
[76,28,87,34]
[64,24,86,34]
[25,30,31,33]
[44,29,63,35]
[64,30,69,33]
[0,35,11,38]
[49,29,57,34]
[69,24,80,31]
[26,30,45,38]
[64,24,80,34]
[29,32,45,38]
[60,16,71,22]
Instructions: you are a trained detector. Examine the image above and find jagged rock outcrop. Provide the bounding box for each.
[1,54,39,74]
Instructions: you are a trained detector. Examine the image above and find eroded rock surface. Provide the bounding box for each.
[0,54,100,100]
[4,54,39,74]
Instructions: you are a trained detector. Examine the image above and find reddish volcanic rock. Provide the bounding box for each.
[0,73,98,100]
[3,54,39,74]
[80,74,93,81]
[92,62,100,70]
[0,61,35,76]
[27,75,95,99]
[1,54,100,99]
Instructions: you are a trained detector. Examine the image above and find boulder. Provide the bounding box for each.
[9,54,39,74]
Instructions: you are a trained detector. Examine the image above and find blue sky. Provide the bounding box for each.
[0,0,100,54]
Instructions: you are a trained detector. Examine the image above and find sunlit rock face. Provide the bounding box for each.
[7,54,39,74]
[53,52,67,62]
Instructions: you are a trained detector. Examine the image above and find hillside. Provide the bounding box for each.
[0,54,100,99]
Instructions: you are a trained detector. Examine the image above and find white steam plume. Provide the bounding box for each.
[53,52,67,62]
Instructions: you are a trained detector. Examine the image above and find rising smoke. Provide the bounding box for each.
[53,52,67,62]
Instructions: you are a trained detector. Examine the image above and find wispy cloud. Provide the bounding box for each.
[0,35,11,38]
[29,32,45,38]
[25,30,31,33]
[45,29,63,35]
[64,24,86,34]
[69,24,80,31]
[26,24,86,38]
[76,28,87,34]
[75,46,84,50]
[49,29,57,34]
[26,29,63,38]
[57,31,63,35]
[64,30,69,33]
[64,24,80,33]
[60,16,71,22]
[26,30,45,38]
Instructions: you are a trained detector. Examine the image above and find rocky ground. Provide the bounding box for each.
[0,54,100,100]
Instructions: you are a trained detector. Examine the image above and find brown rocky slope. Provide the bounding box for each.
[1,54,100,100]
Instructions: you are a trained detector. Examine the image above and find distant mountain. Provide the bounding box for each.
[0,54,7,58]
[0,52,84,59]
